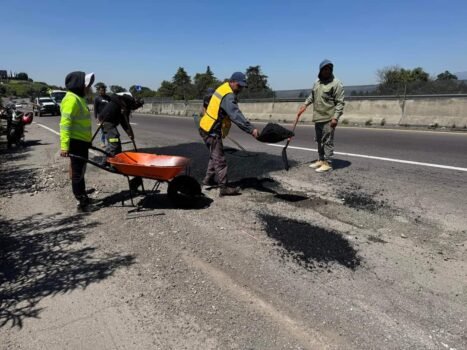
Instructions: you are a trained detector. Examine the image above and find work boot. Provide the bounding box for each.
[76,196,99,213]
[315,161,332,173]
[219,186,241,197]
[309,160,324,169]
[202,176,218,187]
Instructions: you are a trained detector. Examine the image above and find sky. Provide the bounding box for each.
[1,0,467,90]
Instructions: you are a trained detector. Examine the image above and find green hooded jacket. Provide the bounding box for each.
[303,60,345,123]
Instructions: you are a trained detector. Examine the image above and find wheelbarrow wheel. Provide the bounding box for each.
[167,175,201,208]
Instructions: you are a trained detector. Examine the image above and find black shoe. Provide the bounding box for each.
[76,196,99,212]
[219,186,241,197]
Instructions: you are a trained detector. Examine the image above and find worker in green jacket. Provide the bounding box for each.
[60,71,95,211]
[297,59,345,172]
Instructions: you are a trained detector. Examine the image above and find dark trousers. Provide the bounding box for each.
[201,132,227,187]
[103,122,121,156]
[315,121,335,161]
[69,139,90,199]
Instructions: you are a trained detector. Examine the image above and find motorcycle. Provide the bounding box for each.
[0,103,33,149]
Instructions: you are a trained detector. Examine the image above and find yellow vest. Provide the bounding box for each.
[199,82,233,138]
[59,91,92,151]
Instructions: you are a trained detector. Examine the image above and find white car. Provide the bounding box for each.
[33,97,60,116]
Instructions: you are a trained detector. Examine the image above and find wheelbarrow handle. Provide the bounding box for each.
[68,153,118,173]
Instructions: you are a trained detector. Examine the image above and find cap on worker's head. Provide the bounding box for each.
[230,72,248,87]
[84,72,95,88]
[319,59,334,71]
[97,83,107,89]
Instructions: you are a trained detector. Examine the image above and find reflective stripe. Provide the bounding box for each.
[213,91,223,99]
[108,138,120,143]
[60,126,71,131]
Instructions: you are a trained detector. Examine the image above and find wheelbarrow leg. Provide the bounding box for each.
[126,176,135,207]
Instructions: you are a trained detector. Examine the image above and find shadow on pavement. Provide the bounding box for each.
[0,213,135,328]
[137,142,299,181]
[332,159,352,170]
[99,189,213,210]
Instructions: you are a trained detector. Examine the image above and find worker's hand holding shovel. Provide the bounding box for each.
[297,104,307,118]
[330,118,338,129]
[60,150,69,157]
[252,128,259,139]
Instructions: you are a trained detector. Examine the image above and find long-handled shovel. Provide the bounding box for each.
[281,113,301,171]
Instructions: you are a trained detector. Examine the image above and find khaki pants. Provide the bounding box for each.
[315,121,334,161]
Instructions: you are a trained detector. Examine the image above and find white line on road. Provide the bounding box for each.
[130,122,137,125]
[34,122,59,136]
[267,143,467,172]
[35,123,100,156]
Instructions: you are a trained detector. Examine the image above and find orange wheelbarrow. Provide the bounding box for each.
[70,146,201,207]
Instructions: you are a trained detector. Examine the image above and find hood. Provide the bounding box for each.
[65,71,86,97]
[318,59,334,82]
[65,71,94,97]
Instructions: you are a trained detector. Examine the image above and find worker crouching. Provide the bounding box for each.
[98,93,144,157]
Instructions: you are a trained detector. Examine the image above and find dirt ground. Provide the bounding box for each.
[1,124,466,350]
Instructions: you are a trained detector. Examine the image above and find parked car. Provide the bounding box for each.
[33,97,60,116]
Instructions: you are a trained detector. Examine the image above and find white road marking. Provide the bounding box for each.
[267,143,467,172]
[34,122,59,135]
[35,122,99,156]
[35,122,466,173]
[130,122,137,125]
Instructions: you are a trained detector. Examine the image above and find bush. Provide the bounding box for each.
[365,119,373,126]
[380,118,386,126]
[341,119,349,125]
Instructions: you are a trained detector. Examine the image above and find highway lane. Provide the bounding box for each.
[34,113,467,169]
[132,114,467,169]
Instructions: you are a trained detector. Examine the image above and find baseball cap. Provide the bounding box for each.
[230,72,248,87]
[84,72,95,88]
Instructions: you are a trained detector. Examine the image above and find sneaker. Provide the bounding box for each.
[219,186,241,196]
[315,161,332,173]
[309,160,324,169]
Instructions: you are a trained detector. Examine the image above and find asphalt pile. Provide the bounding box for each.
[260,213,361,271]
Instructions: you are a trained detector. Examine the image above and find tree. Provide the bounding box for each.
[110,85,126,93]
[376,66,430,95]
[240,65,274,99]
[193,66,220,99]
[172,67,194,100]
[156,80,175,98]
[437,71,458,81]
[16,72,29,81]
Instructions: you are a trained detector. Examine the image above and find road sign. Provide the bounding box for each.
[135,85,142,92]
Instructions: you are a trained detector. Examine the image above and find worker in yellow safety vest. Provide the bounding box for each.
[198,72,259,196]
[59,71,96,212]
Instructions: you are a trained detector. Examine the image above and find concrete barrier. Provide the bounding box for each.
[138,96,467,129]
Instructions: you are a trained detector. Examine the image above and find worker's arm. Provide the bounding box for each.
[333,82,345,120]
[120,110,134,139]
[221,94,256,135]
[59,97,75,155]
